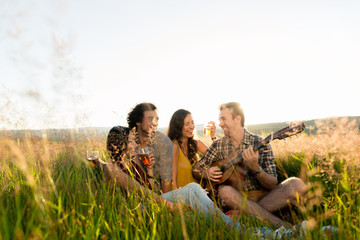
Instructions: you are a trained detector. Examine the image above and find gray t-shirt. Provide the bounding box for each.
[140,131,173,192]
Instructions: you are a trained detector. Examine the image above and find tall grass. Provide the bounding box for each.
[272,117,360,239]
[0,118,359,239]
[0,132,239,240]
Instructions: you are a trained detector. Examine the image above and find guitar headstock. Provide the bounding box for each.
[273,122,306,140]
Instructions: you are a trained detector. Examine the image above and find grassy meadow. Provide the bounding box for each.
[0,118,359,239]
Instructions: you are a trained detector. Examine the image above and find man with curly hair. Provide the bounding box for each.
[106,102,172,193]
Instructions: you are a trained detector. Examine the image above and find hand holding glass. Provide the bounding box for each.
[204,122,213,136]
[139,147,150,165]
[86,150,99,166]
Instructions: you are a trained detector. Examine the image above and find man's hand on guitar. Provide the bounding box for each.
[242,147,260,172]
[206,166,223,182]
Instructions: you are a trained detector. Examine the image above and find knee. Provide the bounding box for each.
[218,186,237,205]
[186,182,201,189]
[282,177,307,196]
[184,182,205,196]
[218,185,233,196]
[185,182,201,191]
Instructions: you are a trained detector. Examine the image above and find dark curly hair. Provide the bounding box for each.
[106,126,130,162]
[167,109,197,165]
[127,103,157,130]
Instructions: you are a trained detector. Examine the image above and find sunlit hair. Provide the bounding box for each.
[219,102,245,127]
[167,109,197,164]
[127,103,157,130]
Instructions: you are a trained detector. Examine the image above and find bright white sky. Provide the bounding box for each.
[1,0,359,130]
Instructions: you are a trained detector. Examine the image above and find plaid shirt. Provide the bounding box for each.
[193,129,277,192]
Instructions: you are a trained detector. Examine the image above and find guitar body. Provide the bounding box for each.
[211,160,234,184]
[222,165,247,191]
[209,153,247,191]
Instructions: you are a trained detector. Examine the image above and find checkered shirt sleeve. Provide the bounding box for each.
[258,142,277,177]
[194,141,220,169]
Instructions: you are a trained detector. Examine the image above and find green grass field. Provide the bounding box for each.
[0,118,359,239]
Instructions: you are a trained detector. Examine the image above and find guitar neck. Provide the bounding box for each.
[218,122,305,173]
[255,134,273,151]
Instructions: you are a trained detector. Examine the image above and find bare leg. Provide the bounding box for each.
[219,185,292,228]
[258,177,307,212]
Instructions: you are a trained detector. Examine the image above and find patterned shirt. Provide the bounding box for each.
[193,129,277,192]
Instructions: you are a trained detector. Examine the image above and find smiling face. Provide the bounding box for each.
[219,107,242,137]
[181,114,195,139]
[137,110,159,136]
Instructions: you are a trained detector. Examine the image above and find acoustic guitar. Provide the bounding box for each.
[207,122,306,191]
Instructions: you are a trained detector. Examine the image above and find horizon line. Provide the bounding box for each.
[1,115,359,132]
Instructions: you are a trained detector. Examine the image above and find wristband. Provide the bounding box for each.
[252,167,263,176]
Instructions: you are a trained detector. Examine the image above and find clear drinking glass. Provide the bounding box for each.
[204,122,211,136]
[86,150,99,165]
[139,147,149,165]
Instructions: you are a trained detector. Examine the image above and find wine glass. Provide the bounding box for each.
[86,150,99,166]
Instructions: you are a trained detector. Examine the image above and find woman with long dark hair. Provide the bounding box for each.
[167,109,216,189]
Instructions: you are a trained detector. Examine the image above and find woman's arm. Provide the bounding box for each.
[171,141,179,189]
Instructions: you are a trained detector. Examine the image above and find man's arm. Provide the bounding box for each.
[253,168,278,190]
[192,139,222,182]
[193,166,223,182]
[192,143,222,182]
[242,147,278,190]
[171,141,179,189]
